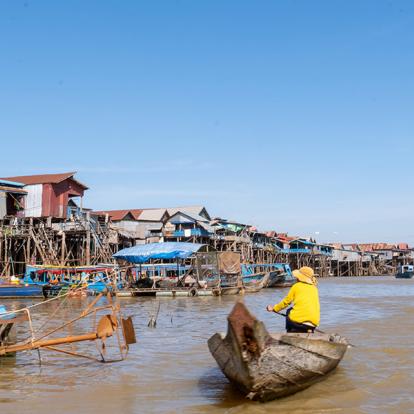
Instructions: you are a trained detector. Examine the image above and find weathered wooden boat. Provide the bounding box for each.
[242,272,269,293]
[0,305,25,356]
[0,306,16,346]
[208,302,348,402]
[266,270,294,288]
[220,285,242,295]
[242,263,294,289]
[395,265,414,279]
[216,273,243,295]
[266,264,295,288]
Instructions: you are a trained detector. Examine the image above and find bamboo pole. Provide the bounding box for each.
[1,332,98,354]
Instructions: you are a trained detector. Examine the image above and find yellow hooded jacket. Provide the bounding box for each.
[273,281,320,326]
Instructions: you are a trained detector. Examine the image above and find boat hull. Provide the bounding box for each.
[242,273,269,293]
[0,284,45,298]
[266,271,295,288]
[395,272,413,279]
[220,286,242,295]
[208,302,348,402]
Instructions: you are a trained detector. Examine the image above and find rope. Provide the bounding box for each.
[32,279,85,334]
[0,284,89,317]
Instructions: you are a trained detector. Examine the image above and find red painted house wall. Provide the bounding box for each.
[41,179,85,218]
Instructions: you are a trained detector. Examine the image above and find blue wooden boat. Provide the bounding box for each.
[0,305,16,319]
[395,265,414,279]
[24,264,120,293]
[241,263,294,288]
[0,305,19,354]
[0,282,45,298]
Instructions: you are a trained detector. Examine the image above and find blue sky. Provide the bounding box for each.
[1,1,413,244]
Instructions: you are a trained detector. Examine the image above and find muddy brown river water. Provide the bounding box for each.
[1,276,413,414]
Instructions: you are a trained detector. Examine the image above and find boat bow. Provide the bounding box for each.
[208,302,348,401]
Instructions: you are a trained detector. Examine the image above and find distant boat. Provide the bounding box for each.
[0,283,45,298]
[24,264,118,293]
[395,265,414,279]
[266,264,295,288]
[214,274,243,295]
[208,302,349,402]
[242,272,269,293]
[220,285,242,295]
[114,242,223,296]
[242,263,294,288]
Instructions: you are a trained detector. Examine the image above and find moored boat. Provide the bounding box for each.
[266,264,295,288]
[242,263,294,288]
[395,265,414,279]
[114,242,222,296]
[215,251,243,295]
[242,272,269,293]
[24,264,119,294]
[0,305,21,355]
[219,278,243,295]
[208,302,348,402]
[0,282,45,298]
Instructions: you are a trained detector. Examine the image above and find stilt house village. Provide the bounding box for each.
[0,172,412,279]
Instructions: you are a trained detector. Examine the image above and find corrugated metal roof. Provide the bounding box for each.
[329,243,344,249]
[138,208,168,221]
[167,211,210,224]
[342,243,411,252]
[96,206,209,222]
[0,172,88,189]
[94,209,143,221]
[94,208,168,222]
[167,206,210,220]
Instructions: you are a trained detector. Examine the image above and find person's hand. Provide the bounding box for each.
[266,305,273,312]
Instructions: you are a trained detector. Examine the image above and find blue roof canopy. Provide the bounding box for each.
[0,179,25,188]
[113,242,207,264]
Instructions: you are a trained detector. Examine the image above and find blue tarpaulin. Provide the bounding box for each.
[113,242,206,264]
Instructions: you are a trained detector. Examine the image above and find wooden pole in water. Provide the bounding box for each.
[86,212,91,265]
[61,231,66,266]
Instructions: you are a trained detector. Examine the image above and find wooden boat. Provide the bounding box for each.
[266,264,295,288]
[24,264,120,293]
[208,302,348,402]
[395,265,414,279]
[0,305,25,355]
[213,273,242,296]
[242,264,294,289]
[220,286,242,295]
[242,272,269,293]
[266,270,295,288]
[0,283,45,298]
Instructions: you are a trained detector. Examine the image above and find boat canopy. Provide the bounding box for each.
[113,242,209,264]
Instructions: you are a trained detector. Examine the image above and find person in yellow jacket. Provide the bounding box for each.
[266,266,320,333]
